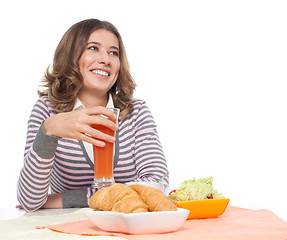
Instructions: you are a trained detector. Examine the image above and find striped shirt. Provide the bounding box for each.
[17,96,168,212]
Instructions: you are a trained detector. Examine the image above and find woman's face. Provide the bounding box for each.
[79,29,120,98]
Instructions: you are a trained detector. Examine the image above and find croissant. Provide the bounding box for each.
[129,184,177,211]
[89,183,148,213]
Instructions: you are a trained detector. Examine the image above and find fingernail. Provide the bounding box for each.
[99,142,106,147]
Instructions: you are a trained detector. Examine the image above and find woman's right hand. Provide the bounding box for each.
[43,106,118,147]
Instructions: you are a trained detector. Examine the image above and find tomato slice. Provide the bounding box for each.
[207,194,213,199]
[169,189,176,195]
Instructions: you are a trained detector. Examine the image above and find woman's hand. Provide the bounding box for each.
[43,106,118,147]
[41,193,63,209]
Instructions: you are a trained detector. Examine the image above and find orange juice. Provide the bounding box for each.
[92,118,116,179]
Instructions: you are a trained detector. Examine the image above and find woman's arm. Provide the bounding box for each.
[133,101,169,184]
[17,97,118,212]
[17,98,59,212]
[17,188,95,210]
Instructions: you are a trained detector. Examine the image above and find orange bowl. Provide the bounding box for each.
[173,198,230,219]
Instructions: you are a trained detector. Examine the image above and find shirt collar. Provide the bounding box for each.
[73,92,114,110]
[106,92,114,108]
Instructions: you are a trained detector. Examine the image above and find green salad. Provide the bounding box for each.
[169,177,225,201]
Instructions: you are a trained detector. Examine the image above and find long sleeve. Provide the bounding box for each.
[62,188,95,208]
[113,100,169,184]
[133,101,169,183]
[17,98,59,212]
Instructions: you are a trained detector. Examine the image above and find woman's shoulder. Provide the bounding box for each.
[130,98,146,108]
[34,96,50,108]
[120,98,153,122]
[38,95,49,104]
[129,98,151,114]
[32,96,57,115]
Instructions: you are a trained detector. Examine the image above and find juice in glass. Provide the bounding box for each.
[91,108,119,189]
[92,121,115,179]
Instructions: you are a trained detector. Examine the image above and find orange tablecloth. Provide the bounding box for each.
[37,206,287,239]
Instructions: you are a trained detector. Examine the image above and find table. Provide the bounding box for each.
[0,208,124,240]
[1,206,287,240]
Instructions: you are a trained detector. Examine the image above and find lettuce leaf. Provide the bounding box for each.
[169,177,225,201]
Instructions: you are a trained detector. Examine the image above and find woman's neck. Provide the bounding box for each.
[77,92,108,108]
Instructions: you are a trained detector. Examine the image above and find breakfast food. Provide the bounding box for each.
[89,183,148,213]
[89,183,177,213]
[169,177,225,201]
[129,184,177,211]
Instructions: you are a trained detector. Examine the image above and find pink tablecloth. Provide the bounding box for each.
[37,206,287,240]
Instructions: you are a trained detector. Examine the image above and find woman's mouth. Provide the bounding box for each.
[91,69,110,76]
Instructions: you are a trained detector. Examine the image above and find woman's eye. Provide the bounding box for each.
[88,46,98,51]
[110,51,119,57]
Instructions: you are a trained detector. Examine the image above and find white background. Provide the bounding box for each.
[0,0,286,221]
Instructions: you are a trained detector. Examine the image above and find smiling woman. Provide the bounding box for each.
[38,19,135,117]
[78,29,120,106]
[16,19,169,212]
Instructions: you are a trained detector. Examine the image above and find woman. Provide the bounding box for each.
[17,19,168,212]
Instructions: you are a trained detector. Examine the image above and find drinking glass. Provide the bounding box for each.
[91,107,120,189]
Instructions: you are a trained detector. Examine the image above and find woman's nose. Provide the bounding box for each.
[97,50,110,65]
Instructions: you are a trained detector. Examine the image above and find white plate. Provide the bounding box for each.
[85,208,189,234]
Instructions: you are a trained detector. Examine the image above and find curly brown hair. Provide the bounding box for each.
[38,19,136,118]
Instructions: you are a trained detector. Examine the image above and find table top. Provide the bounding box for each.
[0,207,79,220]
[1,206,287,240]
[0,208,125,240]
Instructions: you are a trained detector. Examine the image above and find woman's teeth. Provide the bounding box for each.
[92,70,109,76]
